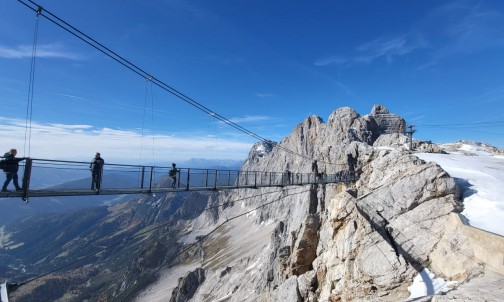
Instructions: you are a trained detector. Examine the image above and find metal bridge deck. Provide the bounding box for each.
[0,157,358,200]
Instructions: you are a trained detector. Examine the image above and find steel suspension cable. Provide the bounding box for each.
[150,79,156,166]
[17,0,347,168]
[139,78,153,166]
[23,5,42,157]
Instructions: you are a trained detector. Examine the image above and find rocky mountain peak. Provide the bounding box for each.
[370,103,390,115]
[242,104,406,176]
[172,105,484,302]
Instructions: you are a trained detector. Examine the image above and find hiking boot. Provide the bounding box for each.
[16,188,23,192]
[1,189,10,192]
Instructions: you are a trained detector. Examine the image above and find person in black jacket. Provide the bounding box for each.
[2,149,26,192]
[89,152,104,191]
[169,163,178,188]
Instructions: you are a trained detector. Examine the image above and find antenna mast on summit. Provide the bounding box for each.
[406,125,416,151]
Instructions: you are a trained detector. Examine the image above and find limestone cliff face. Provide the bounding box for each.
[169,105,482,302]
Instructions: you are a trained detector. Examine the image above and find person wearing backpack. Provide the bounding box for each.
[2,149,26,192]
[169,163,178,188]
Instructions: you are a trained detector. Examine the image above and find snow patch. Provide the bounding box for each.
[417,146,504,236]
[407,268,457,300]
[246,210,257,218]
[1,282,8,302]
[255,144,265,153]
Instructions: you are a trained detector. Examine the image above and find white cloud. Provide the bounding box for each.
[0,43,82,60]
[51,93,84,99]
[0,117,252,163]
[355,34,428,64]
[255,92,275,98]
[431,3,504,58]
[228,115,272,124]
[314,56,347,66]
[313,34,427,67]
[414,2,504,69]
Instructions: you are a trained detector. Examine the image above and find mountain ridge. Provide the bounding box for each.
[1,104,502,301]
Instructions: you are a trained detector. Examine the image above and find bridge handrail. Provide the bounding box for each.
[1,157,360,200]
[19,158,356,175]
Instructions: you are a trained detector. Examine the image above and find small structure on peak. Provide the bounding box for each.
[370,104,390,115]
[369,104,406,135]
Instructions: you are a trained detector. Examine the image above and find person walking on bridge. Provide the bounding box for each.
[90,152,104,191]
[1,149,26,192]
[169,163,178,188]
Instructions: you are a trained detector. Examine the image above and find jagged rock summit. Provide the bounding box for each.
[143,105,488,302]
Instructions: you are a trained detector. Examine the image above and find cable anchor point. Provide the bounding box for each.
[36,6,43,15]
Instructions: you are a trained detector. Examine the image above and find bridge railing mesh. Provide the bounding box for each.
[1,158,359,198]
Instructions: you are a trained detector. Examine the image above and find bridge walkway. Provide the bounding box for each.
[0,158,359,200]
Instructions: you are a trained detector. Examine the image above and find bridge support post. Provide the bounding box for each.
[140,166,145,189]
[214,170,218,190]
[149,166,154,194]
[21,158,32,201]
[186,169,190,191]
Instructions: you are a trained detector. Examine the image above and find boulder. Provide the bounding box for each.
[169,268,205,302]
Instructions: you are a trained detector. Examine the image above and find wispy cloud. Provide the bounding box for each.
[51,93,84,99]
[254,92,275,98]
[314,56,347,66]
[355,34,428,64]
[314,34,427,67]
[0,117,252,162]
[427,2,504,62]
[0,43,83,60]
[228,115,272,124]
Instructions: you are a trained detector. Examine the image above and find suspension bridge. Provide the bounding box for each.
[0,157,359,201]
[0,2,361,300]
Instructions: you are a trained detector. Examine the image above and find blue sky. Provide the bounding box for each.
[1,0,504,163]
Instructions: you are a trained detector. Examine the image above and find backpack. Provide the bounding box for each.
[0,159,5,171]
[169,168,176,177]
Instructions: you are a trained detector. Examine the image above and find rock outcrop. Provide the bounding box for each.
[369,104,406,135]
[169,268,205,302]
[162,105,484,302]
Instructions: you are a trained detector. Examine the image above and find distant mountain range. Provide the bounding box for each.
[1,189,214,301]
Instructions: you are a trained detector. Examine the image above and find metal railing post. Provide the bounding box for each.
[214,170,218,190]
[140,166,145,189]
[186,169,190,191]
[149,166,154,194]
[21,158,32,201]
[254,171,257,188]
[236,171,240,188]
[227,171,231,186]
[205,169,209,187]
